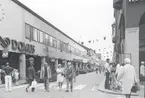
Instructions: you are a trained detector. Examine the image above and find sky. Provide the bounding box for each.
[19,0,114,60]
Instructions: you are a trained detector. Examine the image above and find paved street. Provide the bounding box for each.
[0,72,143,98]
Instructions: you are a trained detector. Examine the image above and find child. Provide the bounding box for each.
[14,70,19,86]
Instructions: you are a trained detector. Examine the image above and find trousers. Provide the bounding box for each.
[66,78,73,90]
[44,77,49,91]
[5,75,12,91]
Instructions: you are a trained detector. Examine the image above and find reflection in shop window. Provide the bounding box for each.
[32,28,38,41]
[40,31,44,43]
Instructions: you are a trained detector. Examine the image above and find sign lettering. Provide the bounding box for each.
[0,36,35,54]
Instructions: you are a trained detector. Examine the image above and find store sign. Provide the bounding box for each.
[0,36,35,54]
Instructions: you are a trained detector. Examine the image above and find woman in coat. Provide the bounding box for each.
[117,58,138,98]
[56,64,64,91]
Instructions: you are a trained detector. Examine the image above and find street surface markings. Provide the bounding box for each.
[90,86,96,91]
[73,84,87,90]
[90,84,99,91]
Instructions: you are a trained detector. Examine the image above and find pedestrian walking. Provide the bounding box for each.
[0,68,2,84]
[117,58,139,98]
[140,61,145,84]
[40,62,52,92]
[56,64,64,91]
[3,62,14,92]
[65,62,74,92]
[1,65,6,84]
[26,57,36,92]
[13,69,19,86]
[104,58,111,90]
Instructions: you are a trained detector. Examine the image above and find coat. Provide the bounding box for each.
[40,66,52,79]
[65,66,74,79]
[27,66,36,80]
[117,64,137,94]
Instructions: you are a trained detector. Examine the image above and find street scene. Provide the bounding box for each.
[0,0,145,98]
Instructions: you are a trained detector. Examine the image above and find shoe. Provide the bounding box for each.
[46,90,49,92]
[65,90,69,92]
[31,88,35,92]
[26,88,28,92]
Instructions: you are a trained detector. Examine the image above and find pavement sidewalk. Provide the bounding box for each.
[97,78,144,97]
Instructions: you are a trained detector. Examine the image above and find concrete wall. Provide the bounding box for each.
[125,27,139,77]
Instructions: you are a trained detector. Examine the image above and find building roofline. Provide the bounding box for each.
[12,0,86,49]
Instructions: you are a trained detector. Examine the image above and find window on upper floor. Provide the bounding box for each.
[45,34,50,45]
[39,31,44,43]
[25,24,32,40]
[68,45,71,53]
[52,37,57,48]
[32,28,38,41]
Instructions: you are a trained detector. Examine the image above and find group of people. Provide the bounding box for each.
[26,57,76,93]
[0,62,19,92]
[104,58,140,98]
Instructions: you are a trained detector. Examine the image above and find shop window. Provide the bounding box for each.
[39,31,44,43]
[25,24,32,39]
[32,28,38,41]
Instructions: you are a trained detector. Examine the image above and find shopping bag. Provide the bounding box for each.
[30,79,37,92]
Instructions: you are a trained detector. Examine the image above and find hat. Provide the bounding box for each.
[124,58,131,64]
[29,57,34,61]
[141,61,145,64]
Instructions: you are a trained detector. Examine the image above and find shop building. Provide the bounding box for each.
[112,0,145,77]
[0,0,88,82]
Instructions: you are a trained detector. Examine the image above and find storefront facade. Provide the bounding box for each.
[0,0,88,82]
[113,0,145,77]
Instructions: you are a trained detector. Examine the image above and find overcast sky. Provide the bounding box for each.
[19,0,114,59]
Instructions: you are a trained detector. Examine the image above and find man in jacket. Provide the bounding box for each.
[26,57,36,92]
[3,62,14,92]
[40,62,51,92]
[65,62,74,92]
[104,58,110,89]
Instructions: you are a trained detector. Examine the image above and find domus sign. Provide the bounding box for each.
[0,36,35,54]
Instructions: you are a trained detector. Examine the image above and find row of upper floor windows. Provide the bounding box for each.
[25,23,87,58]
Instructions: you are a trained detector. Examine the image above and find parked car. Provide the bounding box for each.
[79,69,87,74]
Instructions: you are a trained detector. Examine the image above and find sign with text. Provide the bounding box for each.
[0,36,35,54]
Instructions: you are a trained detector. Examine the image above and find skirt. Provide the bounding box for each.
[57,74,64,83]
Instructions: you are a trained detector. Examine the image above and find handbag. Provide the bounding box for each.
[131,83,138,93]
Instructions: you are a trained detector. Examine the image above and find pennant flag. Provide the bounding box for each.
[81,42,84,44]
[88,40,91,43]
[104,37,106,40]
